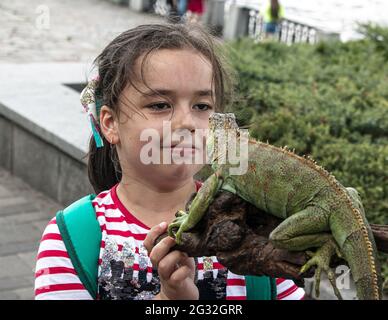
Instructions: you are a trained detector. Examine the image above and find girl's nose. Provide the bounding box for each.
[171,106,196,132]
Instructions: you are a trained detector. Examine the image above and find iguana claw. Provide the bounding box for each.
[175,210,188,218]
[167,211,189,245]
[299,240,343,300]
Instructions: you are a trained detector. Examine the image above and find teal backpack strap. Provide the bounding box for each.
[56,194,101,299]
[245,275,277,300]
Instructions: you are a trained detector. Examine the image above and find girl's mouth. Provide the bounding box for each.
[161,143,202,159]
[164,145,198,153]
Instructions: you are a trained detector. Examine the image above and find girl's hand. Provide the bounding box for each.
[144,222,199,300]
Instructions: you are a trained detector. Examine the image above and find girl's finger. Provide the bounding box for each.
[143,221,168,254]
[149,236,177,267]
[170,264,192,283]
[157,250,189,281]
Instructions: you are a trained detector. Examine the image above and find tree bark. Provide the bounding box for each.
[371,224,388,253]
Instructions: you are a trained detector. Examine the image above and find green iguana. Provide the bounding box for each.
[168,113,382,300]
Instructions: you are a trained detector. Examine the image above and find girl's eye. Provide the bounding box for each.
[146,103,172,112]
[193,104,212,111]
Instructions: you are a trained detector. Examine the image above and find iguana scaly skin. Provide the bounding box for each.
[168,113,382,300]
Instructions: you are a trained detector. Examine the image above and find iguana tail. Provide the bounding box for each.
[330,205,382,300]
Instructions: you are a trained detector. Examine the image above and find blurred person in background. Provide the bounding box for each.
[261,0,285,39]
[178,0,188,19]
[187,0,205,23]
[167,0,180,23]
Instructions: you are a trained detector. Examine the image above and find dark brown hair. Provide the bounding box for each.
[87,23,237,194]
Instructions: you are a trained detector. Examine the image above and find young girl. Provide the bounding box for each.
[34,23,305,300]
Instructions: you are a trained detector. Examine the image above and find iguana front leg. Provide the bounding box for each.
[168,172,223,245]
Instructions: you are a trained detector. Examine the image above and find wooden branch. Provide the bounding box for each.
[156,192,387,285]
[371,224,388,254]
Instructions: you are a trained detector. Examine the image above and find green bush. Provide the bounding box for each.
[224,26,388,289]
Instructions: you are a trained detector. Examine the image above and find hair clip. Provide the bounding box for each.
[80,77,104,148]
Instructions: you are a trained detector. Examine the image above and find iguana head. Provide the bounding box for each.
[207,113,240,165]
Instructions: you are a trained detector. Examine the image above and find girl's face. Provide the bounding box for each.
[110,49,216,189]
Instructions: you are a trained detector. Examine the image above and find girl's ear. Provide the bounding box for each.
[100,105,119,144]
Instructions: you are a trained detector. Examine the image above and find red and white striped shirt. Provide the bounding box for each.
[35,183,305,300]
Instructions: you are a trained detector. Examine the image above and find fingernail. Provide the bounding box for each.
[159,222,167,229]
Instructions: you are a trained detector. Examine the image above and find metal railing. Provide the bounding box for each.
[248,9,319,44]
[134,0,336,43]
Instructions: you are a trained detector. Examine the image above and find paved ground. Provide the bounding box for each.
[0,167,62,299]
[0,0,164,63]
